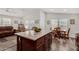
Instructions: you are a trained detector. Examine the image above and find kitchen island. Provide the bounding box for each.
[15,30,52,51]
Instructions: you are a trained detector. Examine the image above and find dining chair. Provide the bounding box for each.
[52,28,61,39]
[61,28,70,39]
[65,28,70,39]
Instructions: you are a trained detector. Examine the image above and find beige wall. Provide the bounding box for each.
[0,9,40,29]
[45,13,79,36]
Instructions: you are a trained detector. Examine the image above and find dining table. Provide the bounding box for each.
[52,28,67,39]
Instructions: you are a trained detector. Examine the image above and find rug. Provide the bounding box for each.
[0,36,17,51]
[0,38,8,42]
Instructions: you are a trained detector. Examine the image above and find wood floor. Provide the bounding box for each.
[0,36,77,51]
[51,38,77,51]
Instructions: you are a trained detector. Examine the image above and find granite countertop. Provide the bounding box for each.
[15,30,51,41]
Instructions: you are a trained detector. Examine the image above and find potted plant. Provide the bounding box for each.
[32,27,41,33]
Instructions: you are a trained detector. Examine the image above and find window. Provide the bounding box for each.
[25,20,35,30]
[2,18,11,26]
[50,19,58,30]
[59,19,68,30]
[29,20,35,29]
[0,17,2,25]
[50,18,68,30]
[25,20,29,29]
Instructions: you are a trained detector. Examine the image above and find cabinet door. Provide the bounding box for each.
[44,33,52,51]
[36,37,45,51]
[76,36,79,45]
[48,33,52,45]
[44,34,49,51]
[21,37,34,51]
[48,33,52,50]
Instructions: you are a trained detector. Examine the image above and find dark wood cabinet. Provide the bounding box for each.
[16,32,52,51]
[35,37,45,51]
[21,38,34,51]
[76,33,79,45]
[76,33,79,50]
[44,33,52,51]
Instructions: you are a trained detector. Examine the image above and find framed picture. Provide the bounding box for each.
[70,19,75,24]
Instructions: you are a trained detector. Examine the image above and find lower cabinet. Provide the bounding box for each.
[44,33,52,51]
[35,37,45,51]
[21,37,34,51]
[17,32,52,51]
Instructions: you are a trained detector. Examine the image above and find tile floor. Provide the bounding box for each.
[0,36,77,51]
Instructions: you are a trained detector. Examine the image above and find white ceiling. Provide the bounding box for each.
[0,8,40,17]
[0,8,79,16]
[0,8,39,14]
[41,8,79,14]
[2,8,79,14]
